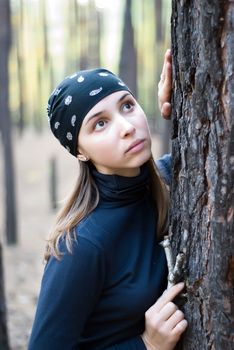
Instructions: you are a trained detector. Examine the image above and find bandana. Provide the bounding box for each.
[47,68,132,157]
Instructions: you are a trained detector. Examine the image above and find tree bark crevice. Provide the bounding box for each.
[171,1,234,349]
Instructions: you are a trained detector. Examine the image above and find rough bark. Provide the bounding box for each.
[170,1,234,349]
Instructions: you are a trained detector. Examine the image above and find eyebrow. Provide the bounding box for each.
[85,92,131,125]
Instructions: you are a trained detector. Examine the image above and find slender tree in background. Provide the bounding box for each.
[155,0,163,42]
[119,0,137,96]
[2,1,18,244]
[0,244,9,350]
[78,3,89,70]
[0,0,12,346]
[88,1,101,68]
[65,0,79,73]
[0,0,17,245]
[170,1,234,349]
[16,0,25,134]
[35,0,49,132]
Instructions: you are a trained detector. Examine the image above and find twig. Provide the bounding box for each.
[160,235,185,288]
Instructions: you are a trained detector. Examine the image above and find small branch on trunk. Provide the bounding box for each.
[160,235,185,288]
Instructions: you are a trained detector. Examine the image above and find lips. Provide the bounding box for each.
[125,139,144,153]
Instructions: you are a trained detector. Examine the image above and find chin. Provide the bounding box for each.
[132,152,152,168]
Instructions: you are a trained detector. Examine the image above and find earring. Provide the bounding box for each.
[78,154,89,162]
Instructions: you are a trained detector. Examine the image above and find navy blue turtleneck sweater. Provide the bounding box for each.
[28,155,171,350]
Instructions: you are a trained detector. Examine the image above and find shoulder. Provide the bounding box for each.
[75,214,109,248]
[155,154,172,186]
[44,232,106,283]
[73,210,124,256]
[46,218,108,270]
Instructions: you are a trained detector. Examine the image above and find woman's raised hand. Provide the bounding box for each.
[141,283,188,350]
[158,49,172,120]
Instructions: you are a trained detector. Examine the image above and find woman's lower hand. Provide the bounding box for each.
[141,282,188,350]
[158,49,172,120]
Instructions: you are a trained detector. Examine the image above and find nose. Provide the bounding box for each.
[119,116,136,138]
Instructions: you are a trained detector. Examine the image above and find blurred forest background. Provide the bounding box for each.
[0,0,172,349]
[9,0,171,131]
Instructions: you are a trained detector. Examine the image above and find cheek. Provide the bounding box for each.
[137,115,151,135]
[81,135,115,160]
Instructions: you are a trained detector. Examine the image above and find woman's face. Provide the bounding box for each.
[78,91,152,177]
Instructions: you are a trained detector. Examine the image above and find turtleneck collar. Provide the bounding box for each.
[91,164,150,206]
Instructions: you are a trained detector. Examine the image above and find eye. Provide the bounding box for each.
[94,119,107,131]
[122,100,134,113]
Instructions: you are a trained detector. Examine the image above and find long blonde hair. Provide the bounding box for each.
[44,156,169,261]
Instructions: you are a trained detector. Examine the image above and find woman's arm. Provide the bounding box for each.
[102,284,187,350]
[28,236,106,350]
[156,154,172,186]
[156,49,173,185]
[141,283,187,350]
[102,336,146,349]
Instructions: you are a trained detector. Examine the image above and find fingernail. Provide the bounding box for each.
[178,282,185,288]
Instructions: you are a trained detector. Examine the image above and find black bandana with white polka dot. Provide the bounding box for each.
[47,68,132,157]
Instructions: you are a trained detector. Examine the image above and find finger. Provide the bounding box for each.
[160,49,170,82]
[161,102,172,119]
[159,301,178,321]
[163,62,172,91]
[166,309,185,329]
[147,283,185,314]
[165,48,172,63]
[161,49,172,81]
[171,319,188,337]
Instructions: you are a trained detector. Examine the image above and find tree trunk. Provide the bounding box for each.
[0,0,11,328]
[170,1,234,349]
[0,244,9,349]
[16,0,25,135]
[119,0,137,96]
[155,0,163,42]
[0,0,18,244]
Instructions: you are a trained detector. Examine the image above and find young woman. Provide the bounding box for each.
[28,50,187,350]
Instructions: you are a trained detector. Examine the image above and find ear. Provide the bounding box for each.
[77,154,89,162]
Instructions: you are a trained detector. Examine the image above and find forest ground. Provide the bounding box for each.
[0,127,163,349]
